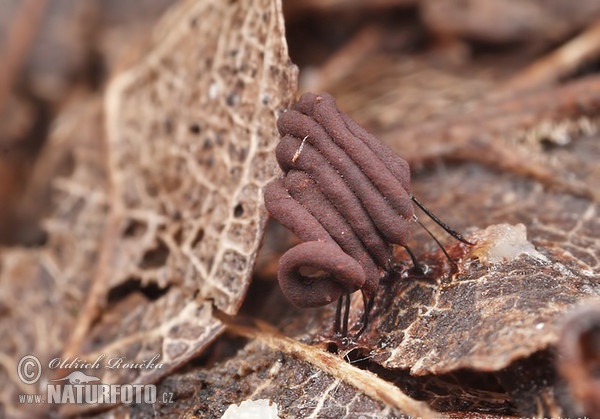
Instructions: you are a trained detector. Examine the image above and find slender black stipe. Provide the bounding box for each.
[410,195,473,245]
[416,218,455,264]
[342,293,351,337]
[355,292,373,338]
[334,297,343,335]
[403,245,424,275]
[333,292,374,338]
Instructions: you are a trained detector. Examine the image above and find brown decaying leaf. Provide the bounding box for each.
[359,150,600,375]
[0,97,108,418]
[63,0,297,402]
[1,0,297,416]
[328,121,599,356]
[109,321,436,418]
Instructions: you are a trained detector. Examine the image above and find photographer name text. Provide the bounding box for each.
[48,355,163,370]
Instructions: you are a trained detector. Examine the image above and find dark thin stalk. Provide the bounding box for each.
[411,194,473,244]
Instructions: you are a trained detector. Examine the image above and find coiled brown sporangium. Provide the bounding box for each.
[264,92,471,337]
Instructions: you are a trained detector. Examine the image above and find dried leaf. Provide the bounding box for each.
[337,121,600,376]
[0,97,108,417]
[118,322,436,418]
[64,0,297,401]
[1,0,297,416]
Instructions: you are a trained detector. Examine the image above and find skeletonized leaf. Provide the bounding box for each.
[62,0,297,405]
[0,97,109,417]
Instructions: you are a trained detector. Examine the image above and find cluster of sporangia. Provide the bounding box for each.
[265,92,468,336]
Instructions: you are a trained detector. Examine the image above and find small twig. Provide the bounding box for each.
[504,19,600,91]
[216,312,439,419]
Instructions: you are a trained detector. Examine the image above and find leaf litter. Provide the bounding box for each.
[1,0,600,418]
